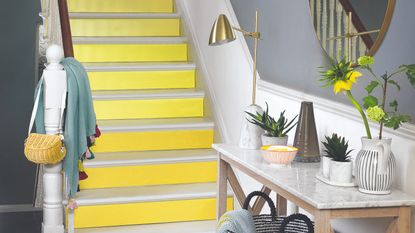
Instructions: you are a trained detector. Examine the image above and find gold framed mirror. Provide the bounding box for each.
[308,0,396,61]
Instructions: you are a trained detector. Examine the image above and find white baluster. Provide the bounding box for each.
[316,0,322,40]
[310,0,315,28]
[352,27,357,62]
[42,44,66,233]
[359,36,367,57]
[335,1,343,60]
[322,0,328,50]
[343,11,349,59]
[328,0,335,57]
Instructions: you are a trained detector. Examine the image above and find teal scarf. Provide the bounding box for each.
[35,57,96,197]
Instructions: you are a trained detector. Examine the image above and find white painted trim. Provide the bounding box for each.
[73,183,233,206]
[98,117,214,132]
[258,79,415,140]
[69,12,181,19]
[176,1,230,143]
[72,36,187,44]
[84,149,217,167]
[92,88,204,100]
[0,204,41,213]
[83,62,196,72]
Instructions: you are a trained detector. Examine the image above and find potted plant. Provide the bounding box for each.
[246,103,298,146]
[319,56,415,194]
[321,134,353,182]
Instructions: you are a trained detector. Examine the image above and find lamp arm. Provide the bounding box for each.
[232,27,260,39]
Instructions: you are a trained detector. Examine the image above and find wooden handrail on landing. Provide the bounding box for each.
[337,0,374,49]
[58,0,74,57]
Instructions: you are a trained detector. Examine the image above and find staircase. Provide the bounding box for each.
[66,0,233,231]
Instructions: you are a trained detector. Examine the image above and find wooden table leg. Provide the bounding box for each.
[227,166,249,210]
[252,186,271,215]
[315,210,333,233]
[217,154,228,221]
[276,193,287,216]
[396,207,411,233]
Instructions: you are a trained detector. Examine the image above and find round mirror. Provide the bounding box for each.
[309,0,395,61]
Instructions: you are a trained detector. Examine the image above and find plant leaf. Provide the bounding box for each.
[401,64,415,88]
[389,100,398,112]
[387,80,401,91]
[363,95,378,109]
[384,114,411,130]
[365,80,379,94]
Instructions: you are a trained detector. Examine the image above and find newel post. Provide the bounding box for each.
[42,44,66,233]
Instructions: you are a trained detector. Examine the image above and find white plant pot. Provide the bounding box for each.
[261,135,288,146]
[329,160,353,183]
[321,156,332,178]
[355,137,395,195]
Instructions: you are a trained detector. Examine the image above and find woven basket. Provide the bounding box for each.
[242,191,314,233]
[24,133,66,164]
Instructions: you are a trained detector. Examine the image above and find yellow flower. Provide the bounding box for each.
[347,71,362,83]
[333,80,352,93]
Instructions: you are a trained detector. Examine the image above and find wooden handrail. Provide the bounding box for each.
[58,0,74,57]
[337,0,374,49]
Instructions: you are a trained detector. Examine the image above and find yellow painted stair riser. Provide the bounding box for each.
[92,129,214,153]
[74,44,188,63]
[75,198,233,228]
[80,161,217,189]
[94,98,204,120]
[71,19,180,37]
[88,70,196,91]
[68,0,174,13]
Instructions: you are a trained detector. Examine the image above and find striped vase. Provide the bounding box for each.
[355,137,396,195]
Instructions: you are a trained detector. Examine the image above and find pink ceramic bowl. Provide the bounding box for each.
[261,145,298,165]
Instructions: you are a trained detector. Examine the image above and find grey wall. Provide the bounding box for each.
[0,0,41,205]
[230,0,415,123]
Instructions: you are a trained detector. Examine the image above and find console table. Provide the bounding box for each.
[213,144,415,233]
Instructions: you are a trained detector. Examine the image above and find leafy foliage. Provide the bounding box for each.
[246,103,298,137]
[359,57,415,138]
[362,95,378,109]
[321,134,352,162]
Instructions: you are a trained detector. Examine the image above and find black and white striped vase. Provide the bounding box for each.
[355,137,396,195]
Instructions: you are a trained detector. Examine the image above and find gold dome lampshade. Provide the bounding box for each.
[209,14,236,46]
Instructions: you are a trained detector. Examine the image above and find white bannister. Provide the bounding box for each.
[41,45,66,233]
[312,0,370,61]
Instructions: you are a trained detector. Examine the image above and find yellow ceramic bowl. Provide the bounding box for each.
[261,145,298,165]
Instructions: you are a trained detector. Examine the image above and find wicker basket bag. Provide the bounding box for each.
[24,74,66,164]
[243,191,314,233]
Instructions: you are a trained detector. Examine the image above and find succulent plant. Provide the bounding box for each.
[246,103,298,137]
[321,133,353,162]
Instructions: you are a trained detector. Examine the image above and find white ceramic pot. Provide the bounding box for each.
[321,156,332,178]
[261,135,288,146]
[329,160,353,183]
[355,137,396,195]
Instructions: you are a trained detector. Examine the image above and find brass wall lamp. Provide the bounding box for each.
[209,11,265,149]
[208,11,261,105]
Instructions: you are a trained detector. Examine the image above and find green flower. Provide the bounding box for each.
[367,106,385,123]
[358,56,375,66]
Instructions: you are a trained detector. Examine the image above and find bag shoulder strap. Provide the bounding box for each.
[28,73,67,136]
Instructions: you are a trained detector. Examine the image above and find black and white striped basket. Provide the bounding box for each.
[242,191,314,233]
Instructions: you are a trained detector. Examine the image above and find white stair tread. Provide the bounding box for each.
[73,36,187,44]
[70,12,180,19]
[75,220,217,233]
[85,149,217,167]
[83,62,196,71]
[75,183,231,206]
[97,117,214,132]
[92,88,204,100]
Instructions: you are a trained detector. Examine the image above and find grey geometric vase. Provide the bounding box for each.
[293,101,321,162]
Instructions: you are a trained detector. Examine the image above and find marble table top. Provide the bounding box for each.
[213,144,415,210]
